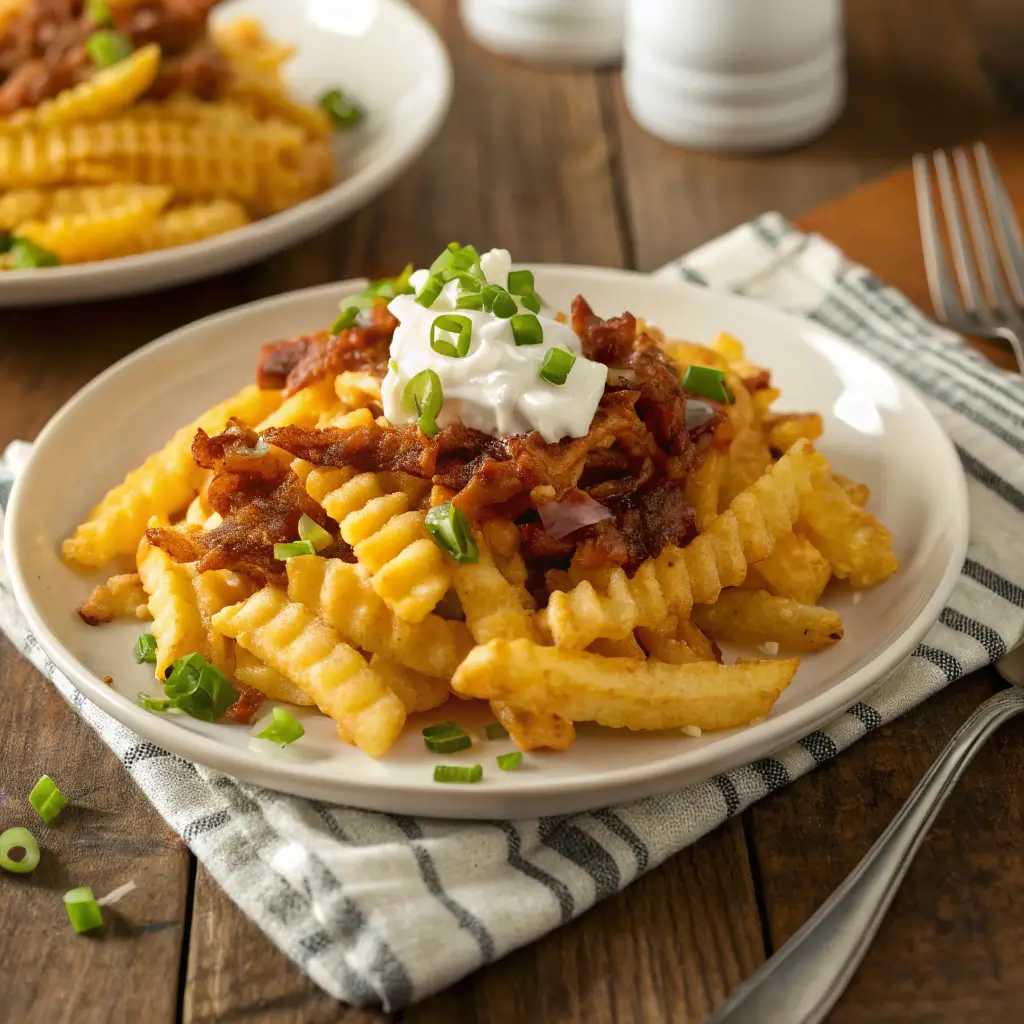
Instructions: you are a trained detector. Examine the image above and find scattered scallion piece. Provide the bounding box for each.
[403,368,443,437]
[539,347,576,386]
[429,313,473,358]
[425,733,472,754]
[510,312,542,347]
[297,514,333,552]
[519,292,541,313]
[138,652,239,722]
[132,633,158,665]
[8,236,59,269]
[484,722,508,740]
[424,502,479,564]
[0,827,40,874]
[255,707,305,746]
[389,359,400,374]
[415,272,446,308]
[345,264,415,312]
[681,364,735,404]
[318,87,365,129]
[64,887,104,934]
[430,241,481,278]
[422,721,463,739]
[29,775,67,825]
[433,764,483,784]
[274,540,317,560]
[482,284,516,319]
[86,0,113,25]
[455,292,484,310]
[85,29,132,68]
[496,751,523,771]
[331,305,360,335]
[507,269,535,296]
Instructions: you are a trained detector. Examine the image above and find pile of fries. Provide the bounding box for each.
[1,2,346,268]
[65,295,899,763]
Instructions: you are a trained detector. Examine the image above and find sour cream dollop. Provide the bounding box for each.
[381,248,608,443]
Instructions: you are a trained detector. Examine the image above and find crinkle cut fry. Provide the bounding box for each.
[452,639,798,732]
[211,586,406,757]
[62,384,282,568]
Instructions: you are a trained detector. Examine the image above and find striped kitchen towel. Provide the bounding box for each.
[1,212,1022,1011]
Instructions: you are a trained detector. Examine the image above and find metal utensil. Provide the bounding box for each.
[708,145,1024,1023]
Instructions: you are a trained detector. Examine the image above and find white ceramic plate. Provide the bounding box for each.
[5,267,969,818]
[0,0,451,308]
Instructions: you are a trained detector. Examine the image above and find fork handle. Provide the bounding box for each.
[707,687,1024,1024]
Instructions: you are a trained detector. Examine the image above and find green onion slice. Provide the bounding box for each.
[274,540,317,560]
[345,264,414,312]
[318,87,365,129]
[415,272,445,308]
[29,775,67,825]
[8,236,59,269]
[256,706,305,746]
[484,722,508,740]
[86,0,113,25]
[64,887,104,934]
[430,241,481,279]
[455,292,484,310]
[403,368,443,437]
[506,269,535,296]
[539,347,576,386]
[424,502,479,564]
[0,827,40,874]
[681,364,735,404]
[433,764,483,784]
[297,514,333,552]
[510,312,543,347]
[389,359,399,375]
[482,284,516,319]
[422,721,463,738]
[519,292,541,314]
[85,29,133,68]
[331,305,360,335]
[132,633,158,665]
[496,751,523,771]
[429,314,472,358]
[140,652,239,722]
[425,733,472,754]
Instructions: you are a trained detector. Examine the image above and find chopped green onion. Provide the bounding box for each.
[425,502,479,564]
[8,236,59,269]
[455,292,484,310]
[510,312,543,347]
[64,887,104,934]
[482,284,516,318]
[345,264,415,311]
[256,707,305,746]
[422,721,463,738]
[132,633,157,665]
[539,348,576,386]
[140,652,239,722]
[274,540,316,560]
[430,241,481,279]
[415,272,445,308]
[86,0,113,25]
[484,722,508,740]
[0,827,40,874]
[681,364,735,404]
[298,514,333,552]
[425,733,472,754]
[29,775,67,825]
[507,269,534,296]
[496,751,523,771]
[433,764,483,784]
[389,359,400,375]
[429,313,472,358]
[403,368,443,437]
[520,292,541,314]
[318,87,365,129]
[85,29,132,68]
[331,306,360,335]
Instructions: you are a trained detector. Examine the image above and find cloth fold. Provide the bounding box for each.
[2,212,1023,1011]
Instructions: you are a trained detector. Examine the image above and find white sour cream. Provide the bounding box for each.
[381,249,608,443]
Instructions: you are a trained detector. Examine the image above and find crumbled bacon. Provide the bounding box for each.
[225,686,265,725]
[256,332,328,390]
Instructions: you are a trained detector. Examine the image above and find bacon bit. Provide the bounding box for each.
[256,332,328,390]
[224,686,265,725]
[102,676,113,686]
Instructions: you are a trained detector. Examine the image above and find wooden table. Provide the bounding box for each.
[2,3,1023,1021]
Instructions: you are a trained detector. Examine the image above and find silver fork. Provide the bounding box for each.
[707,147,1024,1024]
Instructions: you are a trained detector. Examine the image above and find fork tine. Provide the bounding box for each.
[953,147,1015,315]
[933,149,986,316]
[913,153,963,322]
[975,142,1024,310]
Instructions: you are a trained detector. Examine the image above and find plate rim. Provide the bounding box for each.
[0,0,453,306]
[4,266,971,818]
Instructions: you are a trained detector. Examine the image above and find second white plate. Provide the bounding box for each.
[4,267,969,818]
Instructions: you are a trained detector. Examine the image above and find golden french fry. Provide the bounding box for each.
[692,589,843,652]
[833,473,870,508]
[212,586,406,757]
[452,639,798,732]
[747,531,832,605]
[662,340,728,373]
[684,447,726,532]
[766,413,824,453]
[492,702,576,751]
[233,647,314,707]
[369,654,450,714]
[452,533,539,643]
[0,187,47,230]
[77,573,150,625]
[588,634,646,659]
[481,517,529,589]
[132,198,250,253]
[637,618,719,664]
[192,569,256,678]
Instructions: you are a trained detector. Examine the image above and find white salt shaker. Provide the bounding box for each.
[624,0,845,152]
[460,0,625,67]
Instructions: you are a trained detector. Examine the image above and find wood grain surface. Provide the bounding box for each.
[1,1,1022,1021]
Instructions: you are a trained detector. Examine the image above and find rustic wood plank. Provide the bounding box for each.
[607,0,1015,270]
[0,633,189,1024]
[406,820,764,1024]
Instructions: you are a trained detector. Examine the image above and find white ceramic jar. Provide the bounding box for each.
[623,0,845,152]
[460,0,625,67]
